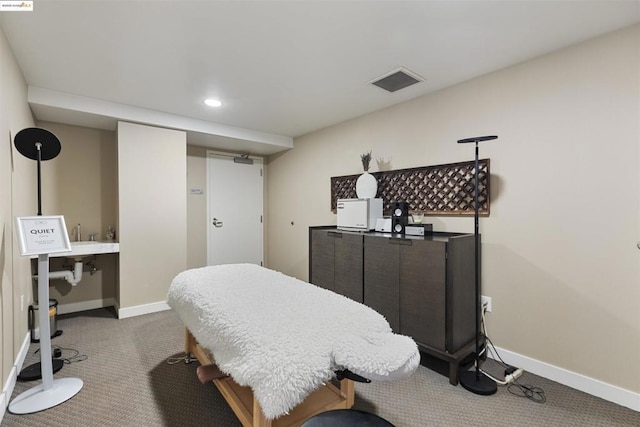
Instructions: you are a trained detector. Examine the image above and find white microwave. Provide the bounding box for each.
[336,198,383,231]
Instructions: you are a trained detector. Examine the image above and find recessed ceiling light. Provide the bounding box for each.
[204,98,222,107]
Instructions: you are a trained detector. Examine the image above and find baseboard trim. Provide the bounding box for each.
[1,333,31,423]
[491,345,639,412]
[57,298,116,315]
[116,301,171,319]
[0,366,16,423]
[15,332,30,375]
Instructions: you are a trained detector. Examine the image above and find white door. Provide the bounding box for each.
[207,152,263,266]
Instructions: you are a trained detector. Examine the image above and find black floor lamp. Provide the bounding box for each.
[457,134,498,396]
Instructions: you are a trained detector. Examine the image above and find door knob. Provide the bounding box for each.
[212,218,223,228]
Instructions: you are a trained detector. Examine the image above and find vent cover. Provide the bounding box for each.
[370,67,424,93]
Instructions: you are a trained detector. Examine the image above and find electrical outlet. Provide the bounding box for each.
[20,295,24,312]
[481,295,492,313]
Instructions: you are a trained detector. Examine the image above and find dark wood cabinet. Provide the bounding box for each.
[398,238,448,351]
[309,226,476,385]
[309,228,363,303]
[363,236,401,332]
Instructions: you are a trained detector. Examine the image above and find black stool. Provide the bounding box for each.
[302,409,394,427]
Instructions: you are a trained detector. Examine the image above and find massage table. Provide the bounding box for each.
[167,264,419,427]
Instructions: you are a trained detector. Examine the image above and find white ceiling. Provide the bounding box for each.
[1,1,638,155]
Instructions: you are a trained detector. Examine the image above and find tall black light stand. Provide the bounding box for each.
[457,135,498,396]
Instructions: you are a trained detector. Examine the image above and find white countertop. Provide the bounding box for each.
[30,241,120,258]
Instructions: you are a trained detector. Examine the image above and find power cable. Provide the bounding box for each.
[480,307,546,403]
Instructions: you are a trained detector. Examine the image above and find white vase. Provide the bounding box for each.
[356,171,378,198]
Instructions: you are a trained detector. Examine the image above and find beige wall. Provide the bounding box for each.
[34,121,118,309]
[267,25,640,394]
[0,26,36,404]
[37,122,117,240]
[117,122,187,310]
[186,146,207,269]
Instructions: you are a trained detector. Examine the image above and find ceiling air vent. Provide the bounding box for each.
[370,67,424,93]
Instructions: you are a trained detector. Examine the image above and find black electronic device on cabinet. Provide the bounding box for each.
[391,202,409,234]
[405,223,433,236]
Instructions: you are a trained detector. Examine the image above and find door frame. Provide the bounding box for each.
[205,150,265,266]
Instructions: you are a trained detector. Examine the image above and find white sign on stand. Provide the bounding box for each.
[10,215,82,414]
[15,215,71,256]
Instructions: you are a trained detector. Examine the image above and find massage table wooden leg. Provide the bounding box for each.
[340,378,355,408]
[183,329,354,427]
[253,399,272,427]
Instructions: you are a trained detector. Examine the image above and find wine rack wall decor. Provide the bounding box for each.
[331,159,490,216]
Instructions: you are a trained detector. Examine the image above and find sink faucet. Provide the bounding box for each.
[75,223,81,241]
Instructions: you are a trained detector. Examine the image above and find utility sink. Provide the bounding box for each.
[30,241,120,258]
[66,241,119,257]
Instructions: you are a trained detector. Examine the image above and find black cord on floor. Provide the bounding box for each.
[54,346,88,364]
[507,380,547,403]
[35,345,88,364]
[483,329,546,404]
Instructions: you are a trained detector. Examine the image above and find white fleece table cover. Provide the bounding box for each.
[167,263,419,419]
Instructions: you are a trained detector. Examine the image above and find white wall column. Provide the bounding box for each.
[117,121,186,313]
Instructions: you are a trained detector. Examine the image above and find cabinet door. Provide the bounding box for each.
[310,229,335,292]
[400,239,447,351]
[334,233,364,302]
[446,235,476,352]
[364,236,400,333]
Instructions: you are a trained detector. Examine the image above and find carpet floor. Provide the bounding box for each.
[2,308,638,426]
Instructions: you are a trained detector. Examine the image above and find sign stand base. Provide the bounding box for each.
[8,378,83,414]
[9,254,82,414]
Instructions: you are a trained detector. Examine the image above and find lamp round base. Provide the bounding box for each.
[459,370,497,396]
[18,359,64,381]
[9,377,83,414]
